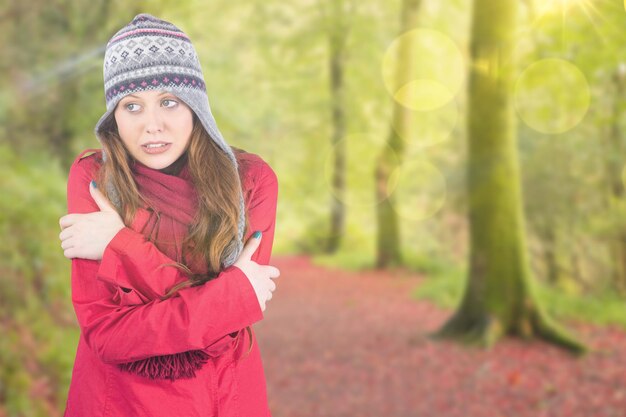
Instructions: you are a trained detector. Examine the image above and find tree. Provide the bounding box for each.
[324,0,352,253]
[604,65,626,295]
[435,0,585,353]
[374,0,422,268]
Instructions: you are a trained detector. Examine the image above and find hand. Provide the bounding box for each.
[59,181,125,260]
[234,232,280,312]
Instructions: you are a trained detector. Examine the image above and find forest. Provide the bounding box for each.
[1,0,625,416]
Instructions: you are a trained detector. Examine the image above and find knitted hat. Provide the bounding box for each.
[95,13,245,268]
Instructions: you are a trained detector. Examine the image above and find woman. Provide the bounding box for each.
[58,13,279,417]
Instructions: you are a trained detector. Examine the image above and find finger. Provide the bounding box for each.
[59,214,77,229]
[269,279,276,292]
[59,228,71,241]
[268,266,280,279]
[89,180,116,212]
[266,291,273,301]
[240,231,262,260]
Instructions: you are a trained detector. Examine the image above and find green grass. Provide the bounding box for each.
[535,284,626,328]
[312,250,376,271]
[412,267,465,309]
[411,263,626,330]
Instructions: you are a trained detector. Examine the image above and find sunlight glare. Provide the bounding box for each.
[538,0,593,15]
[535,0,602,21]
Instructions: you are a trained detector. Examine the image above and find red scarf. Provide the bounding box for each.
[132,159,208,274]
[116,159,219,381]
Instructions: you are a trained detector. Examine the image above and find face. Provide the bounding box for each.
[114,90,194,170]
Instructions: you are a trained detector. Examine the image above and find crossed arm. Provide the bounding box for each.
[66,154,278,364]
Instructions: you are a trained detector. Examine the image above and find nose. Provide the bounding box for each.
[144,107,164,134]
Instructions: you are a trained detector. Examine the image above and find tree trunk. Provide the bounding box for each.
[324,0,349,254]
[541,226,562,286]
[375,0,421,268]
[606,66,626,295]
[435,0,585,353]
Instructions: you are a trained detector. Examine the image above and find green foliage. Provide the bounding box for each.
[0,146,69,307]
[294,216,332,255]
[536,284,626,329]
[0,144,76,416]
[312,218,378,270]
[412,260,465,309]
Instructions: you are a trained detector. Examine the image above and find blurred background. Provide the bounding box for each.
[1,0,626,416]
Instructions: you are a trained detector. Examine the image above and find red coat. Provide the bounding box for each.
[62,149,278,417]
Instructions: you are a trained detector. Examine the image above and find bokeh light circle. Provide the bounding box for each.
[382,29,464,111]
[391,98,460,148]
[515,58,590,134]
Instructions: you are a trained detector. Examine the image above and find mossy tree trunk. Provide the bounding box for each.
[605,66,626,295]
[435,0,585,353]
[375,0,421,268]
[325,0,350,254]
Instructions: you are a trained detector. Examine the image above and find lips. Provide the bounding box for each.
[141,142,172,154]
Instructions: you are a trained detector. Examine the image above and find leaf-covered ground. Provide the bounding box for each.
[256,256,626,417]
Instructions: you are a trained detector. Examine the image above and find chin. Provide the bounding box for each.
[135,157,178,170]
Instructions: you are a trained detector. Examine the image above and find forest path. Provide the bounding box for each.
[255,255,626,417]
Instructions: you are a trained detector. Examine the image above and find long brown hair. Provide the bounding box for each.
[96,111,254,356]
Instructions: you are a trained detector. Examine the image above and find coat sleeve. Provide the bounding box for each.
[67,154,278,365]
[97,158,279,299]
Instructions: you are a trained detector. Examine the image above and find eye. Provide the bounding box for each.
[125,103,141,112]
[162,98,178,108]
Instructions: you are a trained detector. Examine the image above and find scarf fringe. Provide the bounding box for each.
[117,350,211,381]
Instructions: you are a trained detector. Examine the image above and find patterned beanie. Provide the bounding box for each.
[94,13,245,268]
